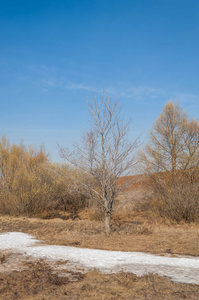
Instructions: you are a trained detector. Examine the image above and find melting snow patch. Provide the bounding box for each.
[0,232,199,284]
[0,232,38,249]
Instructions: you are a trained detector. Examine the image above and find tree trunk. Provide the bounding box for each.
[105,210,111,235]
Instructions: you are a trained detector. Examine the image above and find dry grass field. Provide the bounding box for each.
[0,206,199,299]
[0,207,199,256]
[1,259,199,300]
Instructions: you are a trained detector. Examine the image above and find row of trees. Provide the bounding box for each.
[59,97,199,232]
[0,96,199,233]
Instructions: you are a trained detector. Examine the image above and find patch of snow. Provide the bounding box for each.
[0,232,37,249]
[0,232,199,284]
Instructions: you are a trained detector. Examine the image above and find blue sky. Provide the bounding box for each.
[1,0,199,162]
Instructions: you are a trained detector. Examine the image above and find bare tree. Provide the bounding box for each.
[139,101,199,222]
[59,95,139,234]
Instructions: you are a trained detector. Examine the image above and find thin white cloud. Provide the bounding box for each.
[64,83,165,101]
[42,76,199,105]
[41,78,59,87]
[116,86,165,100]
[43,80,57,87]
[64,82,100,93]
[174,92,199,103]
[42,79,100,93]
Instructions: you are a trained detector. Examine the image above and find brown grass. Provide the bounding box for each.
[0,209,199,256]
[0,259,199,300]
[0,210,199,299]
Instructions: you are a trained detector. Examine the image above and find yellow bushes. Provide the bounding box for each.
[0,136,88,216]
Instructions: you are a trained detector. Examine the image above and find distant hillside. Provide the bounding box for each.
[117,174,145,192]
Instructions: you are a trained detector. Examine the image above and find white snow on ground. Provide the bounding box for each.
[0,232,199,284]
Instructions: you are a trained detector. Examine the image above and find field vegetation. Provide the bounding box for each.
[0,135,89,217]
[1,259,199,300]
[1,212,199,299]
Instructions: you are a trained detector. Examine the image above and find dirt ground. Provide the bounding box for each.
[0,212,199,299]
